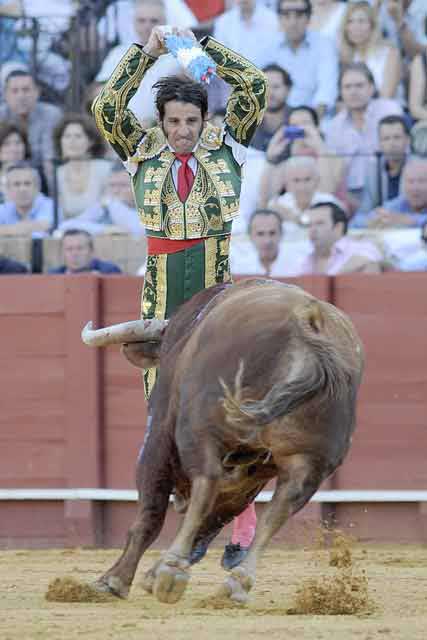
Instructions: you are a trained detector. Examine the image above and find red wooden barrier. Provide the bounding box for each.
[330,272,427,541]
[0,273,426,548]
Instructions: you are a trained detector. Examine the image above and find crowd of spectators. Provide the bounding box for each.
[0,0,427,277]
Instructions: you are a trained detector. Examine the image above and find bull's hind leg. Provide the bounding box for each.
[153,475,219,604]
[220,453,322,604]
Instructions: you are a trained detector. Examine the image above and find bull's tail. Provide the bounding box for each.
[219,300,357,444]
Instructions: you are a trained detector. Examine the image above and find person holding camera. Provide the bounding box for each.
[257,105,346,210]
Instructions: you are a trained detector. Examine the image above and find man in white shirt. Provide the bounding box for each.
[101,0,197,46]
[231,208,299,276]
[96,0,181,124]
[213,0,280,68]
[268,156,344,240]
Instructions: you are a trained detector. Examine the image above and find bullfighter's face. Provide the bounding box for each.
[161,101,205,155]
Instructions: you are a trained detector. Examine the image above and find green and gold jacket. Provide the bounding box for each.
[92,37,267,240]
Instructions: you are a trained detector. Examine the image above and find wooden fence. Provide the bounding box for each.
[0,273,426,548]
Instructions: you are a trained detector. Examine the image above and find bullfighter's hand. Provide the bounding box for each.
[144,26,199,58]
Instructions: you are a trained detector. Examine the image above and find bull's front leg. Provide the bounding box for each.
[93,423,173,599]
[153,475,219,604]
[220,453,321,604]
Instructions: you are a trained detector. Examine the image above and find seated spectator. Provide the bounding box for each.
[0,122,30,203]
[379,0,427,61]
[324,62,402,209]
[0,121,49,202]
[410,121,427,156]
[15,2,73,100]
[49,229,122,274]
[101,0,198,46]
[250,64,292,153]
[0,4,30,98]
[339,1,402,100]
[408,46,427,122]
[398,221,427,271]
[309,0,346,42]
[0,2,22,19]
[230,208,297,276]
[258,105,347,206]
[268,0,339,118]
[57,164,142,236]
[0,255,28,273]
[294,201,383,274]
[352,156,427,229]
[267,156,345,240]
[213,0,280,68]
[0,162,53,237]
[53,114,111,221]
[0,70,63,169]
[95,0,181,126]
[359,114,409,213]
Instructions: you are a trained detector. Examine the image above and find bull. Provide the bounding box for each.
[82,278,364,604]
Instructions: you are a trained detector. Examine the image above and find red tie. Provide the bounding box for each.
[175,153,194,202]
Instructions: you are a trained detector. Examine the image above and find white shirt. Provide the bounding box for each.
[230,238,305,277]
[272,191,344,241]
[213,5,280,68]
[101,0,198,45]
[22,0,75,18]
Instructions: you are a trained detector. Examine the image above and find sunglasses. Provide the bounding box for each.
[278,8,309,17]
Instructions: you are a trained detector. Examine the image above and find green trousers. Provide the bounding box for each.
[141,236,231,399]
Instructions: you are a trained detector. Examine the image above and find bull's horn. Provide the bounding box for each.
[81,318,168,347]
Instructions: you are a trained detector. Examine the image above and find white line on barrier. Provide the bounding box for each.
[0,489,427,503]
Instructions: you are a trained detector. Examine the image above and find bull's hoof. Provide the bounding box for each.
[141,568,156,594]
[92,576,129,599]
[220,567,254,605]
[153,557,190,604]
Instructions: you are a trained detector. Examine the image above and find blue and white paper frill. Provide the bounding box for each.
[164,34,216,84]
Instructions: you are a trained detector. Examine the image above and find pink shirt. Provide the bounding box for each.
[295,236,382,275]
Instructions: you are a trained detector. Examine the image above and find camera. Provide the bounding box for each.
[284,126,305,140]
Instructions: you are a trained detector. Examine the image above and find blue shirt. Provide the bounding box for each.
[267,30,338,110]
[351,195,427,229]
[0,193,55,230]
[399,249,427,271]
[49,258,122,274]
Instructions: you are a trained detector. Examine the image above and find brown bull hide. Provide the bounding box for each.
[90,279,364,605]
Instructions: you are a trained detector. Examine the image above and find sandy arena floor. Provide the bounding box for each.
[1,544,426,640]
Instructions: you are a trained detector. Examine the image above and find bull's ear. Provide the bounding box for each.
[121,342,160,369]
[308,303,324,333]
[298,301,324,334]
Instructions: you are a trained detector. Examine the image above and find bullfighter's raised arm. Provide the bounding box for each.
[201,36,267,148]
[92,45,156,161]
